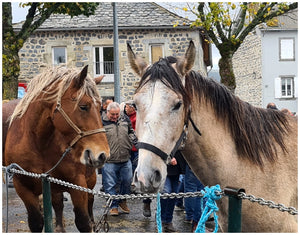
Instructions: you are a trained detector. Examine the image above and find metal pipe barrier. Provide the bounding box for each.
[3,165,298,233]
[224,187,245,232]
[41,174,53,232]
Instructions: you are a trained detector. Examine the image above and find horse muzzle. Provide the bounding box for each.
[132,168,165,193]
[83,149,108,168]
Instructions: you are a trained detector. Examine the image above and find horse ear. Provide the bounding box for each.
[74,65,88,88]
[127,43,148,77]
[176,41,196,76]
[94,75,105,85]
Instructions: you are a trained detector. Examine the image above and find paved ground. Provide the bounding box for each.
[2,174,195,233]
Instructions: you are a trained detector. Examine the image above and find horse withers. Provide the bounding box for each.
[128,41,297,232]
[4,65,110,232]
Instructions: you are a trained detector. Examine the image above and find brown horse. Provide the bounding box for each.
[4,66,110,232]
[128,41,298,232]
[2,99,20,164]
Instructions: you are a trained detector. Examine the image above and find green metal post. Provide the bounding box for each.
[42,174,53,232]
[224,187,245,232]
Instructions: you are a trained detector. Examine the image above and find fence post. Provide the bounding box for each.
[41,174,53,232]
[224,186,245,232]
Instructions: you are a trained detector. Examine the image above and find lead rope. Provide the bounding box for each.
[194,185,222,233]
[156,193,162,233]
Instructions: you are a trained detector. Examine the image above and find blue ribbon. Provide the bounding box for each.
[194,184,222,233]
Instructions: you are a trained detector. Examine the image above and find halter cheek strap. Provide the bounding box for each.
[137,107,201,164]
[55,101,106,148]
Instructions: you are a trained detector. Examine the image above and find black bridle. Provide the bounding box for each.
[137,107,201,164]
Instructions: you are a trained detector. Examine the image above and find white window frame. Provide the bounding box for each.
[149,44,164,64]
[93,46,114,83]
[52,47,67,66]
[275,76,298,99]
[279,38,295,61]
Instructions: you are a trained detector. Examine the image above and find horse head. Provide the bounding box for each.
[51,65,110,168]
[127,41,195,192]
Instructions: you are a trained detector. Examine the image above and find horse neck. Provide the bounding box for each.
[24,100,56,147]
[185,99,238,186]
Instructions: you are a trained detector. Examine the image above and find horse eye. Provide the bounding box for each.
[173,101,182,111]
[79,105,88,111]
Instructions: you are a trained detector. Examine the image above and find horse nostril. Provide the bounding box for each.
[98,152,106,163]
[153,170,162,183]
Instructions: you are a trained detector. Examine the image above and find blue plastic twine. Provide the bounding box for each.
[156,193,162,233]
[194,184,222,233]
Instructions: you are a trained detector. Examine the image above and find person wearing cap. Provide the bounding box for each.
[102,102,138,216]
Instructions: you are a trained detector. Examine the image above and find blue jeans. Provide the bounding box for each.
[160,175,179,224]
[175,174,184,207]
[102,161,132,208]
[184,165,205,222]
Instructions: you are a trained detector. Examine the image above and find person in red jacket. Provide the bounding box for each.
[125,100,138,172]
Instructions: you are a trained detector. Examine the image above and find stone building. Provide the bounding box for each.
[14,2,211,102]
[233,9,298,113]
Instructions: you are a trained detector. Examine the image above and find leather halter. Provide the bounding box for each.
[137,107,201,164]
[55,100,106,148]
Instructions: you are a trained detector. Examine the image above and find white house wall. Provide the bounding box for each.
[260,29,298,113]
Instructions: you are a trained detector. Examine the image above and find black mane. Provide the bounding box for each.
[136,57,191,116]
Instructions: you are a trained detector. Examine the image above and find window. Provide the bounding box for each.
[94,46,114,82]
[275,76,298,98]
[150,44,164,64]
[279,38,295,61]
[52,47,67,66]
[281,77,293,97]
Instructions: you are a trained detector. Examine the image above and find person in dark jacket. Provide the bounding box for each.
[102,102,138,216]
[160,151,186,232]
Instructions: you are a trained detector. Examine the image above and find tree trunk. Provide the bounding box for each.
[2,40,21,100]
[218,56,236,93]
[3,77,19,100]
[2,2,20,100]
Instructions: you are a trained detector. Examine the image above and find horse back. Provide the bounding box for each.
[2,99,20,165]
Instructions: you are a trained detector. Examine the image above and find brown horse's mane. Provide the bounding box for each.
[11,66,100,125]
[137,57,291,167]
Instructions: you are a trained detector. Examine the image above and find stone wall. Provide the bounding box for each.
[19,28,206,102]
[232,33,262,107]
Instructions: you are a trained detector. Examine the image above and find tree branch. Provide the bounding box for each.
[233,3,248,38]
[209,3,228,42]
[197,3,220,47]
[17,3,62,42]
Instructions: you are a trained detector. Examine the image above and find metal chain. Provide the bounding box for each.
[238,192,298,215]
[3,166,297,215]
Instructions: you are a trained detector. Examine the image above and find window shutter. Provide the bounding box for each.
[274,77,281,98]
[151,45,163,63]
[294,77,298,98]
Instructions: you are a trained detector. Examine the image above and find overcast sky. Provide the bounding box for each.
[11,2,220,70]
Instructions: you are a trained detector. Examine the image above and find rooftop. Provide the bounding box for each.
[13,2,192,31]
